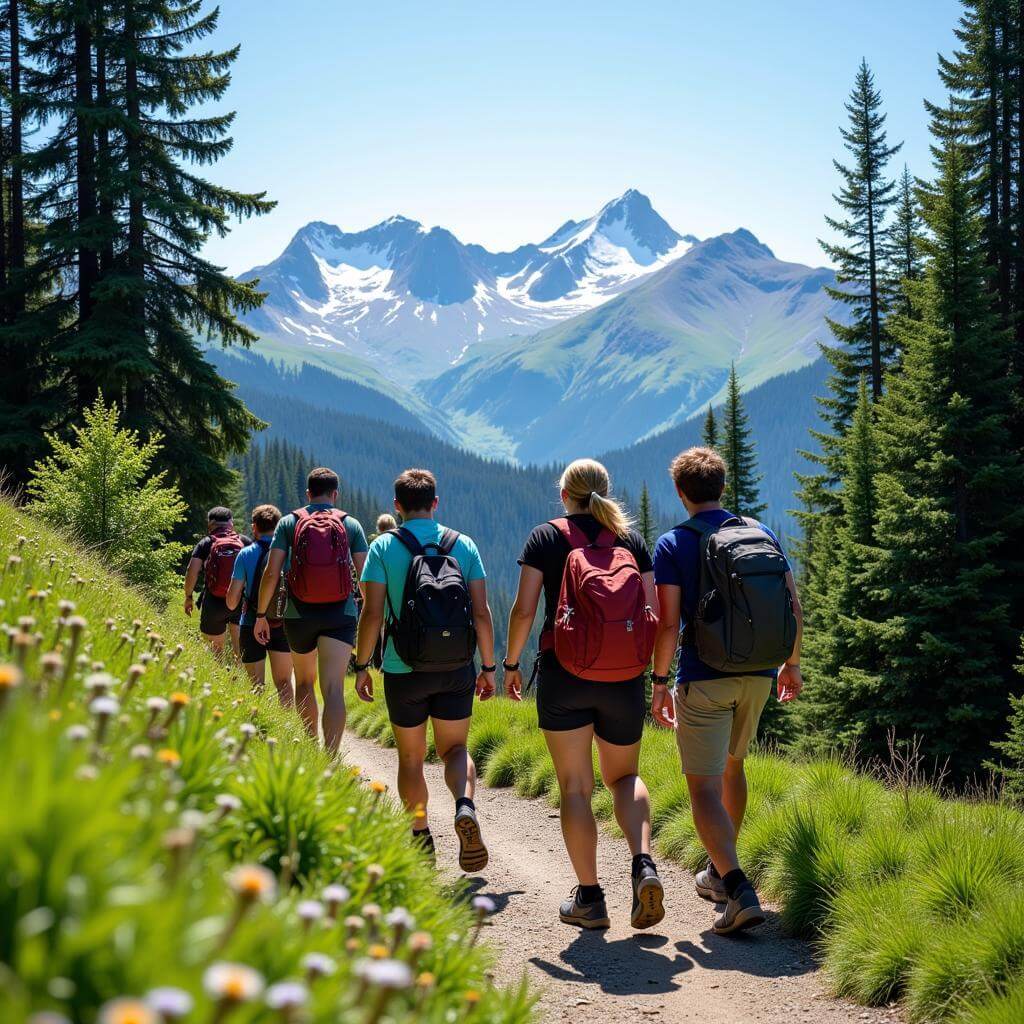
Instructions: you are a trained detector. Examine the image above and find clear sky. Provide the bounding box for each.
[202,0,962,274]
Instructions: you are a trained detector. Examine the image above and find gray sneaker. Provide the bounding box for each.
[559,888,611,930]
[695,861,727,903]
[713,885,765,935]
[454,806,488,873]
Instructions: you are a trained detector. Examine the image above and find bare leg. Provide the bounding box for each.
[227,622,242,661]
[432,716,475,804]
[202,631,225,656]
[317,637,351,754]
[392,722,430,822]
[543,726,598,886]
[291,648,319,740]
[722,754,748,835]
[596,738,651,857]
[242,658,266,691]
[268,650,294,708]
[686,773,739,876]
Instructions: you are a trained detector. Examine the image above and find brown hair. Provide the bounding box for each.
[394,468,436,513]
[307,467,339,499]
[669,446,726,503]
[559,458,633,538]
[251,504,281,534]
[376,512,398,534]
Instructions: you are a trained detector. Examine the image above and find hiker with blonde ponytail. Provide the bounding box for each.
[503,458,665,931]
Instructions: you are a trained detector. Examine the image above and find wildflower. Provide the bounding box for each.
[180,809,207,831]
[202,962,264,1003]
[297,899,325,927]
[465,989,482,1008]
[162,827,195,852]
[385,907,414,931]
[472,895,496,918]
[85,671,114,694]
[409,931,433,953]
[0,663,22,707]
[13,632,34,665]
[301,952,336,980]
[345,937,360,952]
[147,696,169,714]
[240,721,257,736]
[215,792,242,818]
[49,709,62,722]
[369,779,387,794]
[366,863,385,885]
[156,748,181,767]
[144,986,194,1020]
[90,695,120,718]
[323,883,349,918]
[350,765,362,777]
[165,691,190,728]
[41,652,63,678]
[416,971,435,989]
[265,980,308,1010]
[75,764,99,781]
[362,902,382,922]
[66,724,89,742]
[344,914,364,937]
[131,744,152,760]
[353,957,412,989]
[97,999,156,1024]
[227,864,277,904]
[211,708,224,720]
[124,663,145,694]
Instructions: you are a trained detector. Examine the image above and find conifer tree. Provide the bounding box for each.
[702,404,718,449]
[721,364,765,518]
[987,640,1024,800]
[854,141,1024,776]
[638,482,654,551]
[886,165,924,321]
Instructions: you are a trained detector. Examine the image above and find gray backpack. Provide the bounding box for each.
[682,516,796,673]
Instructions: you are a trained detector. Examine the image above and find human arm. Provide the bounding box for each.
[225,578,245,613]
[503,565,543,701]
[468,578,496,700]
[183,557,202,615]
[777,571,803,701]
[651,583,681,728]
[353,580,386,702]
[253,548,286,644]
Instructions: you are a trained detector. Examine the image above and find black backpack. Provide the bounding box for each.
[682,515,797,674]
[385,527,477,672]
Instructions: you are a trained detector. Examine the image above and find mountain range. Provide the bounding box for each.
[234,189,841,468]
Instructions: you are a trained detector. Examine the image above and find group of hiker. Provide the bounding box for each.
[183,448,803,938]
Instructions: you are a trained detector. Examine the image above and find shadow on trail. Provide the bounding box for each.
[528,912,817,996]
[460,876,526,916]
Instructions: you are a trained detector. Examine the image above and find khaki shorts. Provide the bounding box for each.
[673,676,773,776]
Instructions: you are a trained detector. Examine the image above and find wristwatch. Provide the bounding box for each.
[651,672,671,686]
[352,660,371,672]
[480,663,497,673]
[502,659,520,672]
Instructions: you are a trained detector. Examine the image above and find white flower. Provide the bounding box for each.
[180,810,207,831]
[385,907,415,930]
[65,724,89,742]
[297,899,325,921]
[265,980,309,1009]
[215,793,241,812]
[353,958,413,990]
[85,672,114,692]
[323,883,349,905]
[146,697,168,713]
[202,962,264,1002]
[472,895,496,916]
[130,744,152,760]
[90,695,120,717]
[144,987,194,1018]
[226,864,277,902]
[239,722,257,737]
[301,951,336,978]
[97,998,157,1024]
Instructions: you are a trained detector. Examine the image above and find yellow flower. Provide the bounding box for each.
[464,990,481,1005]
[0,664,22,689]
[416,971,435,989]
[370,779,387,794]
[48,710,62,722]
[349,765,362,777]
[227,864,278,902]
[156,749,181,767]
[170,691,190,706]
[211,708,224,720]
[98,997,156,1024]
[368,943,388,959]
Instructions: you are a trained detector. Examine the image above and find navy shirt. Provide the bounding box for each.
[653,509,789,684]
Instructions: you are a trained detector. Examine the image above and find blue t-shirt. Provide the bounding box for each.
[653,509,789,684]
[360,519,486,674]
[230,536,274,627]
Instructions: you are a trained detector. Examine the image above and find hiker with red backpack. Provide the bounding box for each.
[502,458,665,930]
[183,506,251,658]
[253,468,369,751]
[353,469,496,871]
[651,447,803,936]
[225,504,293,708]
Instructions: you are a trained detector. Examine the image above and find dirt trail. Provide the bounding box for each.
[344,733,900,1024]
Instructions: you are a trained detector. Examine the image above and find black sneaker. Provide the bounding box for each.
[631,862,666,929]
[454,805,488,873]
[559,887,611,930]
[412,829,436,861]
[713,884,765,935]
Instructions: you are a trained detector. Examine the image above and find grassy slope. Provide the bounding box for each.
[349,695,1024,1024]
[0,503,532,1024]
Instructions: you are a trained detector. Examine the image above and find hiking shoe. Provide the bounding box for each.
[713,885,766,935]
[631,862,666,929]
[454,805,489,873]
[695,860,727,903]
[559,887,611,930]
[412,830,436,861]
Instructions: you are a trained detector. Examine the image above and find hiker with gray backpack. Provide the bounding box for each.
[651,446,803,935]
[353,468,496,872]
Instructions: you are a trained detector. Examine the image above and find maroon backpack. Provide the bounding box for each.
[546,518,657,682]
[204,529,244,599]
[286,508,353,604]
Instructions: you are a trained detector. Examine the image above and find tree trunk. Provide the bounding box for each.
[8,0,25,316]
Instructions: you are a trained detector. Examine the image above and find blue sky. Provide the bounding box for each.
[203,0,961,274]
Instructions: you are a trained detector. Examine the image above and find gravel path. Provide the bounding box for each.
[344,732,901,1024]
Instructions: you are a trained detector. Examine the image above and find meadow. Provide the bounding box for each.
[349,687,1024,1024]
[0,502,532,1024]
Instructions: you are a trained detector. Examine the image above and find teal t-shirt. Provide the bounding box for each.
[270,503,368,619]
[360,519,486,674]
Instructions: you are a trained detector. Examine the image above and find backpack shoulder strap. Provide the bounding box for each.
[437,528,460,556]
[680,516,714,536]
[248,540,271,607]
[389,527,424,557]
[293,507,310,523]
[550,517,590,550]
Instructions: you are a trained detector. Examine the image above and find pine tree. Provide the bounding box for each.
[721,364,766,518]
[854,141,1024,776]
[886,165,924,321]
[638,482,654,551]
[26,396,187,598]
[987,639,1024,800]
[702,404,718,449]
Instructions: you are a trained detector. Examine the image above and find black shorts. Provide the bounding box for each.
[383,664,476,728]
[239,623,290,664]
[535,652,646,746]
[199,592,240,636]
[283,613,357,655]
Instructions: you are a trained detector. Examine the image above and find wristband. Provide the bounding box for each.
[651,673,671,685]
[255,610,268,619]
[352,660,371,672]
[480,664,497,673]
[502,660,520,672]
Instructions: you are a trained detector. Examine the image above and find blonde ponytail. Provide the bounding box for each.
[559,458,634,539]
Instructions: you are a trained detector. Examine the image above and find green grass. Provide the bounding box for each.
[0,504,533,1024]
[349,665,1024,1023]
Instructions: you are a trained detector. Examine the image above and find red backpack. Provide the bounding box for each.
[546,518,657,682]
[286,508,353,604]
[204,529,244,599]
